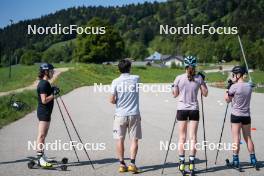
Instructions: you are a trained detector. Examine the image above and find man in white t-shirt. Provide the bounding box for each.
[110,59,142,173]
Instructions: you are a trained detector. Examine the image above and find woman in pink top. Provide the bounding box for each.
[225,66,258,169]
[172,56,208,174]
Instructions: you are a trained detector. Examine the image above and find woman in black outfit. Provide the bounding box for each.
[36,63,59,167]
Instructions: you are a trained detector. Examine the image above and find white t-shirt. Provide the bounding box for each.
[111,73,140,116]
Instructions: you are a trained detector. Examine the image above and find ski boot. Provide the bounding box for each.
[189,160,195,176]
[38,156,53,168]
[250,154,260,171]
[178,160,185,175]
[232,155,240,168]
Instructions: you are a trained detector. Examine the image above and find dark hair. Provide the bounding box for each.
[38,70,48,79]
[186,66,196,81]
[118,59,131,73]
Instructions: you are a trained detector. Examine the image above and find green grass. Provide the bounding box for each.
[251,70,264,93]
[54,64,120,94]
[197,65,220,70]
[206,72,228,82]
[132,66,183,83]
[0,90,37,128]
[251,70,264,84]
[254,87,264,93]
[0,65,38,92]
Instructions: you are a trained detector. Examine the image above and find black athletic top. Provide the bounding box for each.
[37,79,54,118]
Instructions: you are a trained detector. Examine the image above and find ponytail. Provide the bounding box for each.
[38,70,48,80]
[186,67,196,81]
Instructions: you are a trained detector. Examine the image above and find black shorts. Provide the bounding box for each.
[231,114,251,125]
[176,110,200,121]
[37,110,51,122]
[37,106,52,122]
[37,115,51,122]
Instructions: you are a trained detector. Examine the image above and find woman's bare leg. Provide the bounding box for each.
[242,124,255,154]
[178,121,188,156]
[231,123,241,155]
[189,121,199,156]
[37,121,50,153]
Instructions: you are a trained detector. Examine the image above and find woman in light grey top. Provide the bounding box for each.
[172,56,208,173]
[225,66,258,168]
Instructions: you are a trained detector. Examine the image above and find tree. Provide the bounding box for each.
[74,18,125,63]
[127,42,148,60]
[149,36,176,55]
[20,50,41,65]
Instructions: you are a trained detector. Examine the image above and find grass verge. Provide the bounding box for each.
[0,65,38,92]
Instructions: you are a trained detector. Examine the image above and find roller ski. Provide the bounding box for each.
[225,156,243,172]
[27,155,68,171]
[250,154,260,171]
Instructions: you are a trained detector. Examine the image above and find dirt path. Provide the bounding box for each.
[0,68,70,97]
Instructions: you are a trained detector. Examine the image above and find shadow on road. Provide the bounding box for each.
[0,157,262,175]
[140,158,206,174]
[198,161,264,174]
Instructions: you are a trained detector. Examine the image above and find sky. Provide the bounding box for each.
[0,0,166,28]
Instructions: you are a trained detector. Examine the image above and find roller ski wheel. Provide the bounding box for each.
[253,164,260,171]
[190,170,195,176]
[184,171,195,176]
[225,159,243,172]
[251,157,260,171]
[60,165,68,171]
[27,160,35,169]
[251,162,260,171]
[48,157,68,164]
[61,157,68,164]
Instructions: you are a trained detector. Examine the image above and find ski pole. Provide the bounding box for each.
[161,115,177,175]
[200,93,208,170]
[238,35,252,82]
[55,98,80,162]
[214,103,229,165]
[58,95,95,170]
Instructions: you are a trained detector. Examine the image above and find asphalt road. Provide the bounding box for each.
[0,84,263,176]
